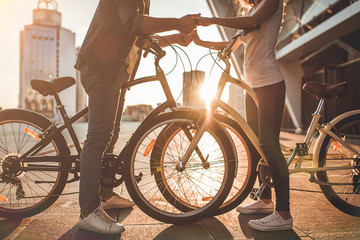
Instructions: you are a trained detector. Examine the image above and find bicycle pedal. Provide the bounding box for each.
[250,188,259,200]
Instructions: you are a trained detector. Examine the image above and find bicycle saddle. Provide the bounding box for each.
[303,81,348,100]
[30,77,76,96]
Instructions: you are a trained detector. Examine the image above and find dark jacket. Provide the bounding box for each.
[75,0,149,78]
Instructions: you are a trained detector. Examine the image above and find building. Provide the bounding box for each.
[183,70,206,108]
[207,0,360,132]
[19,0,78,120]
[123,104,154,122]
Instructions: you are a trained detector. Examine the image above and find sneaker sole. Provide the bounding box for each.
[236,208,274,214]
[102,203,135,210]
[248,221,292,231]
[78,222,125,235]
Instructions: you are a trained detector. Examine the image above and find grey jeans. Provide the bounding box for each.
[78,64,128,211]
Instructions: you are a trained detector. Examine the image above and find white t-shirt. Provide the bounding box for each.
[241,0,284,88]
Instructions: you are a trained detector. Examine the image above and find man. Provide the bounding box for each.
[75,0,199,235]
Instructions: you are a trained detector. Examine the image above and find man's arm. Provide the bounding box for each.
[115,0,199,35]
[137,14,200,35]
[151,33,193,47]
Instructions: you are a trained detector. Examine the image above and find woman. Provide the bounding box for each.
[193,0,292,231]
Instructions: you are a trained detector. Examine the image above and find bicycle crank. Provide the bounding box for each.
[100,153,124,188]
[258,159,274,188]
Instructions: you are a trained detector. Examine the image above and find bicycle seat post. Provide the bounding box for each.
[53,91,82,153]
[304,98,326,146]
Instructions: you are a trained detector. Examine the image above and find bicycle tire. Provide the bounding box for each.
[0,109,70,219]
[317,113,360,217]
[212,114,258,215]
[123,111,236,224]
[152,113,258,216]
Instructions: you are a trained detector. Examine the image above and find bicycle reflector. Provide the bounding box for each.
[0,194,8,203]
[144,139,155,157]
[202,196,213,201]
[24,127,41,140]
[331,136,346,152]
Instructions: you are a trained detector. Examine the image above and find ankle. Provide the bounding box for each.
[277,210,292,220]
[81,208,96,218]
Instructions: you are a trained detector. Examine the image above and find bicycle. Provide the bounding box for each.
[0,37,239,224]
[155,27,360,217]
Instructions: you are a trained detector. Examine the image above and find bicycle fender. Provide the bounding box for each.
[312,109,360,168]
[0,108,71,157]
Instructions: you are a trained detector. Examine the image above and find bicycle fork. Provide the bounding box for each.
[176,111,212,171]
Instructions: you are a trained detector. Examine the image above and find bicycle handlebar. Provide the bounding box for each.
[219,24,260,60]
[142,37,166,59]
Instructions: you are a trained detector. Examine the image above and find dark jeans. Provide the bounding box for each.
[245,80,290,212]
[78,64,127,211]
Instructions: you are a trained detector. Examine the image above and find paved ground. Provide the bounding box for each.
[1,123,360,240]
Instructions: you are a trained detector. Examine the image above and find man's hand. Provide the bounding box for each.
[177,14,200,34]
[176,33,193,47]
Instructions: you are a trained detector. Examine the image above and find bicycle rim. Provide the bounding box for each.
[0,118,68,218]
[124,112,235,223]
[317,113,360,216]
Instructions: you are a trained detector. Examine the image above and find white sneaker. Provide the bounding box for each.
[248,211,293,231]
[102,192,135,210]
[78,206,125,234]
[236,199,274,214]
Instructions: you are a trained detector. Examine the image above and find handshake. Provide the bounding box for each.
[174,14,213,47]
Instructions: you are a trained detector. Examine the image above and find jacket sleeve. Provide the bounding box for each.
[115,0,144,34]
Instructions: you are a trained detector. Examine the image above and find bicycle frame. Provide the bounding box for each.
[20,38,216,182]
[20,40,180,178]
[179,34,360,180]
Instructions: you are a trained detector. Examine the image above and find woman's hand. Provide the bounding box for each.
[198,17,214,26]
[177,14,201,34]
[191,30,201,45]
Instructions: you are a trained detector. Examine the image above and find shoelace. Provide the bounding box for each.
[259,212,280,224]
[93,209,117,224]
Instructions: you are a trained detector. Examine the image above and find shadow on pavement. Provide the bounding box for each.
[238,214,301,240]
[58,225,122,240]
[0,218,22,239]
[153,217,233,240]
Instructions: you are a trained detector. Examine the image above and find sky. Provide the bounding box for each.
[0,0,229,109]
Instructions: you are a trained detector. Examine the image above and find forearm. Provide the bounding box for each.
[210,16,257,30]
[196,40,227,51]
[139,15,180,34]
[151,35,179,47]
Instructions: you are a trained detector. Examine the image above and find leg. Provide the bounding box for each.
[245,93,272,200]
[79,66,122,214]
[100,90,125,200]
[255,81,290,214]
[99,90,135,208]
[247,81,292,231]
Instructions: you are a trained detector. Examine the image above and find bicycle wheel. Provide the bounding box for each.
[124,111,236,224]
[212,114,258,215]
[317,113,360,217]
[153,114,258,216]
[0,109,70,218]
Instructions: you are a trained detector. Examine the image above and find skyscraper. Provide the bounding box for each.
[19,0,77,120]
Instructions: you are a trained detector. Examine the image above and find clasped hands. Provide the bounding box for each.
[175,14,213,47]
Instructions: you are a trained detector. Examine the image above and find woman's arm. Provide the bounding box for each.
[199,0,279,29]
[192,31,227,50]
